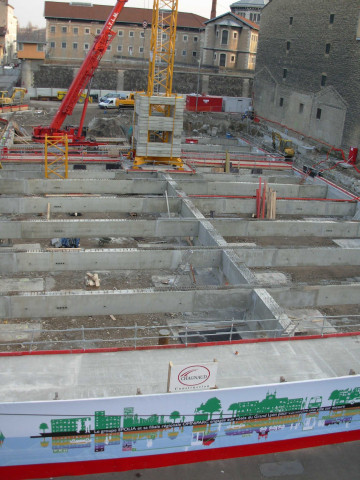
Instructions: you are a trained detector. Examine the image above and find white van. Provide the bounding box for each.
[98,97,118,109]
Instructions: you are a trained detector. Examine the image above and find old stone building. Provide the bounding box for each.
[44,1,207,68]
[230,0,269,24]
[203,12,259,71]
[0,0,18,65]
[254,0,360,150]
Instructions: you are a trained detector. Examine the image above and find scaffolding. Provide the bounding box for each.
[44,135,69,179]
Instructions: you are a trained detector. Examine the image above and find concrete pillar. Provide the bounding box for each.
[202,74,209,95]
[117,70,125,91]
[21,61,33,90]
[243,78,250,98]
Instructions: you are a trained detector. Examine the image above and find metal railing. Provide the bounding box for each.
[0,315,359,354]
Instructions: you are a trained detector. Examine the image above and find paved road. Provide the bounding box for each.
[37,441,360,480]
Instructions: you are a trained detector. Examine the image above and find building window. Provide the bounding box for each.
[140,31,145,38]
[117,45,122,52]
[299,103,304,114]
[18,43,23,51]
[213,52,217,60]
[50,41,55,48]
[129,31,134,37]
[316,108,322,119]
[286,41,291,51]
[279,97,284,107]
[230,55,235,63]
[118,30,123,36]
[107,45,111,51]
[283,68,288,78]
[96,29,101,35]
[50,26,56,33]
[85,28,90,34]
[84,43,89,50]
[289,16,293,25]
[194,36,198,42]
[221,30,229,45]
[73,27,78,34]
[61,42,67,49]
[219,53,226,67]
[182,50,187,56]
[162,33,167,40]
[233,32,238,39]
[73,43,78,50]
[183,35,188,42]
[329,14,335,24]
[216,30,219,37]
[62,26,67,33]
[139,46,144,53]
[325,43,331,54]
[321,74,327,86]
[192,51,197,57]
[128,46,133,55]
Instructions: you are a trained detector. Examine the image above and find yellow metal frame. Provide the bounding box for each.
[147,0,178,97]
[45,135,69,179]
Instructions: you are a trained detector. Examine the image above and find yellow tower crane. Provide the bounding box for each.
[132,0,185,169]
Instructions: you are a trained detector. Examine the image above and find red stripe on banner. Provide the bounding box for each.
[1,430,359,480]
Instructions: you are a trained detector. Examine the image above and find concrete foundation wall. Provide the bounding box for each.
[0,179,167,195]
[0,288,252,319]
[0,196,181,215]
[214,219,360,238]
[0,249,222,274]
[271,284,360,308]
[0,219,200,240]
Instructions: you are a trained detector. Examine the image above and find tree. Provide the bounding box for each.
[198,397,222,420]
[39,423,49,434]
[170,410,181,423]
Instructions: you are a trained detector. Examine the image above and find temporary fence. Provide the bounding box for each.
[1,315,359,354]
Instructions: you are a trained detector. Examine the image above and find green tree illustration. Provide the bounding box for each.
[328,390,341,405]
[170,410,181,423]
[228,402,240,416]
[39,422,49,434]
[198,397,222,420]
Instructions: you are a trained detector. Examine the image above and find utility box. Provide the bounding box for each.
[223,96,252,114]
[186,95,223,112]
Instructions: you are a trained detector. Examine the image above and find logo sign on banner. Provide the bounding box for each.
[168,361,218,392]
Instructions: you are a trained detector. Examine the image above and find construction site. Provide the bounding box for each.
[0,1,359,479]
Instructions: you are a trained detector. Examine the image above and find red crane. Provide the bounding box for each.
[33,0,128,143]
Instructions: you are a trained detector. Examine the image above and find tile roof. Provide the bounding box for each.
[44,1,208,29]
[234,13,260,30]
[205,12,259,30]
[18,29,46,44]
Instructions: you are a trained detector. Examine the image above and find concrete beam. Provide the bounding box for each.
[0,219,200,240]
[192,198,356,217]
[179,181,328,198]
[0,287,252,319]
[270,284,360,308]
[0,179,167,195]
[0,248,222,274]
[233,247,360,267]
[214,219,360,238]
[0,196,181,215]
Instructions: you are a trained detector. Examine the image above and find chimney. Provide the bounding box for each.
[210,0,217,19]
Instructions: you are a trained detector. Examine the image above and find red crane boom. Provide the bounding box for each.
[33,0,128,143]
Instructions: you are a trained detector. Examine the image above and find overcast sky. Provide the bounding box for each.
[10,0,232,28]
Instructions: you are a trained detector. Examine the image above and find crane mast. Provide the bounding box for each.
[147,0,178,96]
[33,0,128,143]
